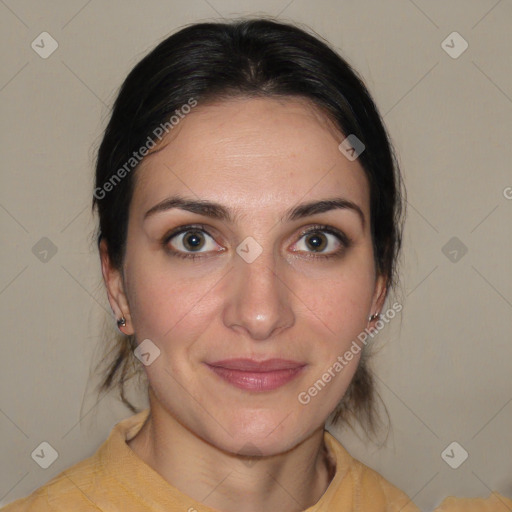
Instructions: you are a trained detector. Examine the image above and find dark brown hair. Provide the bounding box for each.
[92,18,405,436]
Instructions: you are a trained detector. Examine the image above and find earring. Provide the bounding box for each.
[117,317,126,328]
[368,313,380,322]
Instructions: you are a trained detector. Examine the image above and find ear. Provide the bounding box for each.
[99,238,134,335]
[369,273,388,324]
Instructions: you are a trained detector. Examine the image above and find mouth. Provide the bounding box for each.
[205,358,307,392]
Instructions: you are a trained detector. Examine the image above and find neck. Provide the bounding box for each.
[127,398,336,512]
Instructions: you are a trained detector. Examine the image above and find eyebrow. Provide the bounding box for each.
[144,195,365,228]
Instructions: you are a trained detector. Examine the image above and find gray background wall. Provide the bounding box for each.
[1,1,511,510]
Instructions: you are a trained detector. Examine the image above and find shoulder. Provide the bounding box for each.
[1,489,53,512]
[0,453,103,511]
[433,492,512,511]
[1,410,150,512]
[352,456,420,511]
[323,430,420,511]
[323,432,512,511]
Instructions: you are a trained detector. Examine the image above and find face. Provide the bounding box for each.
[103,96,386,456]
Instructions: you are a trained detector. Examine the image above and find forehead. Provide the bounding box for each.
[132,96,370,219]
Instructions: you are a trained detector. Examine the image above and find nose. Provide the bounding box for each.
[222,247,295,341]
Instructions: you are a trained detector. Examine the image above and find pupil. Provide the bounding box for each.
[307,233,326,251]
[184,231,204,251]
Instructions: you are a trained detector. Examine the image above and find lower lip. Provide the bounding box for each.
[206,365,306,391]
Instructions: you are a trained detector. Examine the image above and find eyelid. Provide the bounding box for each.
[297,224,352,247]
[164,223,350,244]
[163,223,225,260]
[162,222,352,260]
[289,224,352,259]
[163,223,216,243]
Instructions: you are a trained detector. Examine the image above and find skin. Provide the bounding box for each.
[101,96,387,512]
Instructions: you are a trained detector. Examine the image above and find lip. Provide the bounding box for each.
[208,358,305,371]
[205,358,307,392]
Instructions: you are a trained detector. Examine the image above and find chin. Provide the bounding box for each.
[208,410,309,457]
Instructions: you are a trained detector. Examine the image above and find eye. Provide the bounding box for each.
[290,225,350,259]
[164,225,224,259]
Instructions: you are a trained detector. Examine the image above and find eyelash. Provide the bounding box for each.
[162,223,352,261]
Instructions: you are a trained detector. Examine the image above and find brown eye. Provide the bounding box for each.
[166,227,223,257]
[181,230,206,251]
[304,232,328,252]
[290,225,350,259]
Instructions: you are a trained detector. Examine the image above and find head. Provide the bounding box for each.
[93,18,404,454]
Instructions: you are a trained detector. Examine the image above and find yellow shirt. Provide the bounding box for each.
[2,409,510,511]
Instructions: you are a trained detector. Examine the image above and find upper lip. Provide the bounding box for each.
[206,358,306,372]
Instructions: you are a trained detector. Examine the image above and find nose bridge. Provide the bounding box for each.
[241,248,279,297]
[222,243,295,340]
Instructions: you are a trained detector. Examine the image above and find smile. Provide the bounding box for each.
[205,359,307,391]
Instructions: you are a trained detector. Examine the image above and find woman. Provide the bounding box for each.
[3,18,510,512]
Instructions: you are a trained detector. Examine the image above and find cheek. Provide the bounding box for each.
[124,255,220,343]
[294,263,376,341]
